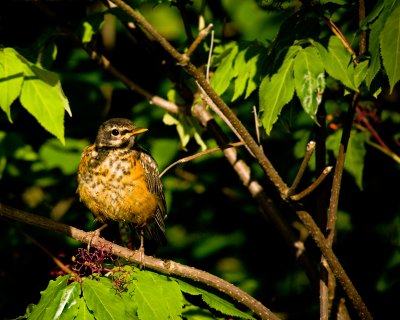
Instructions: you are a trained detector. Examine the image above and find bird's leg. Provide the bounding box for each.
[87,223,108,250]
[138,229,145,269]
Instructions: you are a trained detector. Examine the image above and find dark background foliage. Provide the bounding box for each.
[1,0,399,319]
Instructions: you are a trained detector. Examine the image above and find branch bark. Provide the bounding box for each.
[0,202,280,320]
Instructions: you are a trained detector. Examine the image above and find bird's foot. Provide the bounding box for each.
[87,223,108,250]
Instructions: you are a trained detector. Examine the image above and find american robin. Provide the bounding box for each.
[77,118,167,252]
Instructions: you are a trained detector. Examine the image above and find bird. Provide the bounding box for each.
[77,118,167,254]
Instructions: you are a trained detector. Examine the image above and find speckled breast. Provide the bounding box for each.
[77,147,158,226]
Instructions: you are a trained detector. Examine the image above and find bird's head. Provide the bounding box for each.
[95,118,148,148]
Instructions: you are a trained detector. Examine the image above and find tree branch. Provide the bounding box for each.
[0,202,280,320]
[288,141,316,194]
[290,166,333,201]
[296,210,372,320]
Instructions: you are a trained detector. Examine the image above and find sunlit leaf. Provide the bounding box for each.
[132,270,183,320]
[163,113,206,151]
[80,12,105,44]
[380,5,400,93]
[211,42,239,96]
[28,276,80,320]
[13,52,72,145]
[0,48,25,121]
[232,44,261,101]
[293,46,325,123]
[82,277,128,320]
[259,46,300,134]
[75,298,96,319]
[354,60,369,88]
[316,36,357,91]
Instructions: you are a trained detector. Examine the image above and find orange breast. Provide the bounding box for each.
[77,147,158,226]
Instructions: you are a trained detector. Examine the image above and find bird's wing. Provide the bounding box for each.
[138,149,167,240]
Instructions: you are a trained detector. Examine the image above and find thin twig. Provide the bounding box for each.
[301,0,358,64]
[206,30,214,81]
[288,141,316,194]
[159,141,245,178]
[323,17,358,64]
[290,166,333,201]
[356,106,391,152]
[22,231,74,275]
[366,140,400,164]
[323,93,359,319]
[184,23,213,60]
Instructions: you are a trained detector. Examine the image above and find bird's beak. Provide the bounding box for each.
[131,127,148,136]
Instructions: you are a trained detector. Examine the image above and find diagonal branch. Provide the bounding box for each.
[108,0,290,200]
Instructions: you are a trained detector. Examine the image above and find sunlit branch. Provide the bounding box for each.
[183,23,213,60]
[290,166,332,201]
[0,203,279,320]
[288,141,316,195]
[159,141,245,178]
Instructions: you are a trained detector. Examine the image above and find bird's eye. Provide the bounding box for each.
[111,129,120,136]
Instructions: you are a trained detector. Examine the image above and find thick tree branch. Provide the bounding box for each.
[0,203,279,320]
